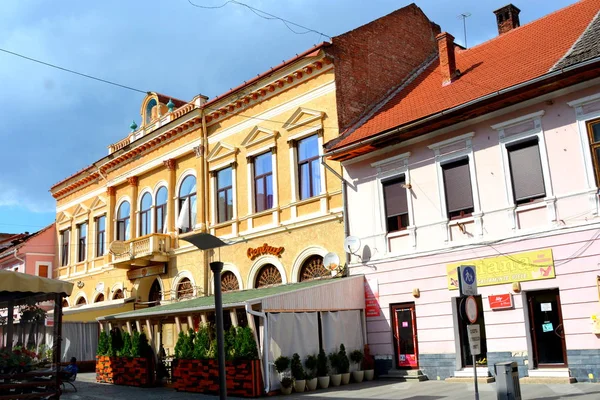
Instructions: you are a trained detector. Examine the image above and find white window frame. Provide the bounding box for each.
[372,152,416,251]
[94,213,107,258]
[35,261,52,278]
[429,132,482,241]
[59,228,71,267]
[115,196,132,241]
[289,129,326,216]
[137,188,153,237]
[153,182,169,234]
[210,162,237,230]
[246,144,278,223]
[175,170,197,233]
[76,221,88,263]
[492,111,555,228]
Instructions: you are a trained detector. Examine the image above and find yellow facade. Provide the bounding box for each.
[50,48,344,334]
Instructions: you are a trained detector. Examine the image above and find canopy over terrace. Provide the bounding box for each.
[99,275,366,392]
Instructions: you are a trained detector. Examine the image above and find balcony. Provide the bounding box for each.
[110,234,171,268]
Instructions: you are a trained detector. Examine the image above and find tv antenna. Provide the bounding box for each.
[457,12,472,48]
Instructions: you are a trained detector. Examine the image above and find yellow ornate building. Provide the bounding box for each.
[50,44,344,329]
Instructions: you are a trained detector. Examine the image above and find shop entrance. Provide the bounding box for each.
[391,303,418,369]
[526,289,567,367]
[455,295,488,368]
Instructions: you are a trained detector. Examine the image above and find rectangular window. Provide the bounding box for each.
[587,118,600,186]
[297,135,321,200]
[507,138,546,205]
[442,158,474,219]
[254,152,273,212]
[38,264,49,278]
[77,222,87,263]
[95,215,106,257]
[383,176,409,232]
[60,229,70,266]
[217,167,233,223]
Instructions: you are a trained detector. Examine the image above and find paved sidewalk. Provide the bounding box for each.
[62,373,600,400]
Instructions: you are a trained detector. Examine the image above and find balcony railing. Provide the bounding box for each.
[111,234,171,267]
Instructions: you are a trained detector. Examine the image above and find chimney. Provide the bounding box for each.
[436,32,457,86]
[494,4,521,35]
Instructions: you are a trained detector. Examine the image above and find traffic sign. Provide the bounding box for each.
[465,296,478,323]
[458,265,477,296]
[467,324,481,356]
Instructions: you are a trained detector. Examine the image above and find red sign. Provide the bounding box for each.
[488,293,513,310]
[364,278,380,317]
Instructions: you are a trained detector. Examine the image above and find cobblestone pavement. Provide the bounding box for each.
[62,373,600,400]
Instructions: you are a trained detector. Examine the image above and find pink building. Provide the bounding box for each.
[0,224,56,279]
[326,1,600,383]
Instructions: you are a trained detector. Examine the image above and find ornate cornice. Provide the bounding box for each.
[106,186,116,196]
[163,158,177,171]
[128,176,139,187]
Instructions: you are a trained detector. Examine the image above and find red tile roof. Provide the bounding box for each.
[328,0,600,152]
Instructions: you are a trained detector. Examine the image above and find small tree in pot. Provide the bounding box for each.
[328,350,341,387]
[338,344,351,385]
[305,354,318,391]
[350,349,364,383]
[316,349,330,389]
[290,353,306,392]
[275,356,292,395]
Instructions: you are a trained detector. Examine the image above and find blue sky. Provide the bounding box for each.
[0,0,577,234]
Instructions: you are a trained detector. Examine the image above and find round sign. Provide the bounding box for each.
[344,236,361,254]
[465,295,478,324]
[462,266,476,285]
[323,252,340,271]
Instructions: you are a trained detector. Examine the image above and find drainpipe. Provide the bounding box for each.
[201,110,210,294]
[14,250,25,271]
[245,303,270,393]
[321,156,351,269]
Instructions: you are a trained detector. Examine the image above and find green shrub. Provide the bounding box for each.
[97,331,109,356]
[291,353,305,380]
[138,332,150,358]
[174,331,185,359]
[224,326,237,360]
[349,349,363,369]
[234,326,258,360]
[193,324,211,359]
[119,332,132,358]
[328,350,340,374]
[338,344,350,374]
[317,349,329,377]
[305,354,317,379]
[131,331,141,357]
[274,356,290,374]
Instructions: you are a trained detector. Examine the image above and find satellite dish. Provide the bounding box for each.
[323,252,340,271]
[344,236,361,254]
[109,241,129,256]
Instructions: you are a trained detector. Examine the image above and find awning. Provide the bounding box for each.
[0,270,73,306]
[98,275,365,321]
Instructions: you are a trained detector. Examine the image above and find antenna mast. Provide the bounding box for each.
[458,12,472,48]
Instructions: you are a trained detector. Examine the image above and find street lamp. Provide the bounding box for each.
[182,232,231,400]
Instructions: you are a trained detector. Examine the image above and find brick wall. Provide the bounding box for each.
[326,4,440,132]
[95,356,152,387]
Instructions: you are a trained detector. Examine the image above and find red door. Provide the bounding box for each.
[391,303,418,369]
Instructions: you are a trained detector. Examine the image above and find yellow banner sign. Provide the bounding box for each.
[446,248,555,290]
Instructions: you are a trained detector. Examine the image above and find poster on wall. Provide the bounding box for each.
[364,278,380,317]
[446,248,555,290]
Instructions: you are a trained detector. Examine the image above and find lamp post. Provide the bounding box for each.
[182,232,231,400]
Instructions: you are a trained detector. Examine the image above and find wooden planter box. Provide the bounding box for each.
[96,355,153,387]
[173,359,263,397]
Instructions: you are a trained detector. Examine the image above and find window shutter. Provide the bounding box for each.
[507,139,545,202]
[383,177,408,217]
[442,158,474,214]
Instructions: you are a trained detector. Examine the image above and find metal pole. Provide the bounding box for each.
[473,354,479,400]
[211,261,227,400]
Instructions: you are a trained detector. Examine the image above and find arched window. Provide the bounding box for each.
[178,176,196,233]
[62,299,69,308]
[177,278,194,299]
[255,264,282,288]
[116,201,131,241]
[299,255,328,282]
[148,280,161,307]
[221,271,240,292]
[112,289,124,300]
[95,293,105,303]
[155,187,168,233]
[76,297,87,306]
[139,193,152,236]
[145,98,157,125]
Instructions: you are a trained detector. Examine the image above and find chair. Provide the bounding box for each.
[61,371,77,392]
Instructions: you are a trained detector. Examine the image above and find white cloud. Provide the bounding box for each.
[0,183,54,214]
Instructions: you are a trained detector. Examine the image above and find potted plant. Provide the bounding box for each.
[316,349,330,389]
[350,349,364,383]
[363,344,375,381]
[328,350,341,387]
[338,344,351,385]
[275,355,292,394]
[305,354,318,391]
[291,353,306,392]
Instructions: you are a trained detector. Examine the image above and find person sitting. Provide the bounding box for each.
[60,357,78,379]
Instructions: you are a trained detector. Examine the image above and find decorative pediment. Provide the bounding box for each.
[73,204,89,219]
[56,211,72,225]
[283,107,325,131]
[241,126,278,151]
[207,142,238,164]
[90,196,107,211]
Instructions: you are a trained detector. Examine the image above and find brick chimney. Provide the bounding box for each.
[493,4,521,35]
[436,32,457,86]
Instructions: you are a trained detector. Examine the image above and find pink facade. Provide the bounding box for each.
[0,224,56,278]
[344,83,600,381]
